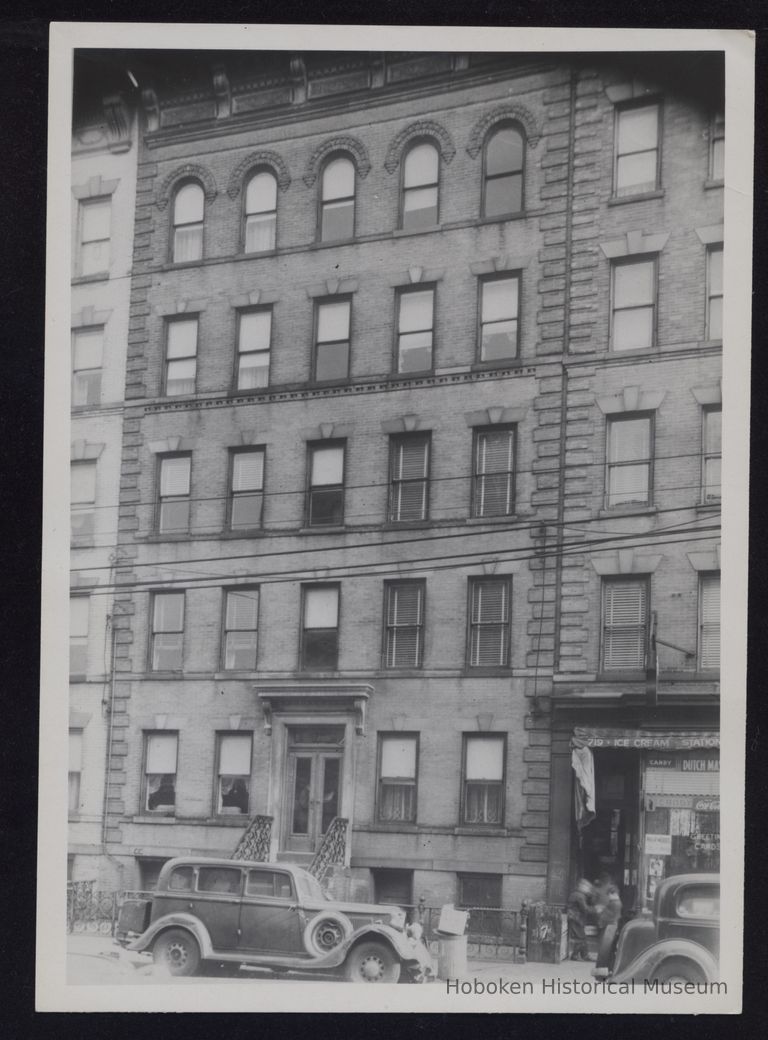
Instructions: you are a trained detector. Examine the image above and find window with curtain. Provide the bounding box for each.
[606,415,652,508]
[217,733,252,813]
[158,454,191,533]
[236,309,271,390]
[144,732,178,812]
[71,460,97,540]
[314,300,351,382]
[165,317,198,396]
[611,258,657,352]
[468,578,511,668]
[699,573,720,670]
[377,734,418,822]
[79,198,111,276]
[473,427,515,518]
[69,729,83,815]
[702,407,721,503]
[229,449,264,529]
[320,156,355,241]
[384,581,425,668]
[223,588,259,670]
[483,125,524,217]
[479,274,520,362]
[307,442,345,526]
[402,142,439,229]
[396,288,434,373]
[151,592,185,671]
[602,579,649,671]
[706,245,723,340]
[462,735,505,825]
[71,326,103,406]
[301,585,340,670]
[244,170,277,252]
[172,182,204,262]
[389,433,430,523]
[614,102,660,196]
[70,596,89,676]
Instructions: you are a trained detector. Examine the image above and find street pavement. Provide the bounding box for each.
[66,933,596,986]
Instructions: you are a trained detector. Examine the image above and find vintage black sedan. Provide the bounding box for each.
[606,874,719,985]
[116,856,434,983]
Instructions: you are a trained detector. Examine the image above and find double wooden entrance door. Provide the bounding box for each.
[282,725,344,854]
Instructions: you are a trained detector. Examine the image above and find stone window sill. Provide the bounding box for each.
[72,272,110,285]
[695,502,721,513]
[465,515,517,526]
[132,815,177,824]
[607,189,665,206]
[704,179,724,191]
[453,826,509,837]
[597,506,657,519]
[392,224,442,238]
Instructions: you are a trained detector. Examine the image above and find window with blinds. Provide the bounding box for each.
[301,585,340,670]
[473,427,515,517]
[216,733,252,813]
[389,433,430,523]
[699,573,720,670]
[601,579,648,671]
[151,592,185,671]
[307,442,345,526]
[468,578,511,668]
[144,732,178,812]
[384,581,425,668]
[229,449,264,529]
[377,734,418,822]
[223,588,259,670]
[462,735,505,825]
[158,454,191,534]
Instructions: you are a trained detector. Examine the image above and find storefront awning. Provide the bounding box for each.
[572,727,719,750]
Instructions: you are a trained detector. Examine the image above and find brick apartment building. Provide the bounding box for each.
[70,50,722,913]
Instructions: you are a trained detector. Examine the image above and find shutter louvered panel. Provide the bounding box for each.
[160,456,190,496]
[472,582,508,624]
[396,437,429,480]
[232,452,263,492]
[226,589,259,630]
[395,481,427,521]
[389,584,423,626]
[603,582,647,669]
[700,574,720,669]
[389,630,420,666]
[477,430,513,475]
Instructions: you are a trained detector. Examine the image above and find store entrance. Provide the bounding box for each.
[579,749,640,913]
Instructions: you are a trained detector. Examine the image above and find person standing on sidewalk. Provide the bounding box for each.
[591,875,623,977]
[566,879,596,961]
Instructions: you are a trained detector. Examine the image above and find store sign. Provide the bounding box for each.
[692,832,720,852]
[573,728,719,751]
[681,759,719,772]
[644,833,673,855]
[645,794,721,811]
[694,798,720,812]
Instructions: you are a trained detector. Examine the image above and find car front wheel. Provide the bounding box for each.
[153,928,201,977]
[344,941,401,984]
[651,957,707,986]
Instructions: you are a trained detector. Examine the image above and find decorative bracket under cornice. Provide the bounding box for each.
[256,682,373,736]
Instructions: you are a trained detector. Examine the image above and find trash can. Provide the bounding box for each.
[438,934,467,979]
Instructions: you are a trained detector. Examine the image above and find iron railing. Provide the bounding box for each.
[307,816,348,880]
[231,814,273,861]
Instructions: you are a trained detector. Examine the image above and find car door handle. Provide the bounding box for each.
[288,905,298,912]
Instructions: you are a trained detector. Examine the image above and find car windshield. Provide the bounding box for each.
[294,869,329,902]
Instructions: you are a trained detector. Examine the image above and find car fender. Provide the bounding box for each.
[127,912,215,959]
[611,938,719,984]
[310,923,427,969]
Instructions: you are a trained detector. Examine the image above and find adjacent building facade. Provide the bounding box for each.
[70,50,722,913]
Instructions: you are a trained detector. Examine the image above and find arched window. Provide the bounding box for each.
[401,142,439,230]
[483,125,524,218]
[244,170,277,253]
[320,156,355,242]
[172,181,204,263]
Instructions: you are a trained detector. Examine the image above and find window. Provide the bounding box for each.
[401,142,439,229]
[314,300,351,382]
[144,732,178,812]
[372,869,413,906]
[320,156,355,241]
[699,573,720,670]
[479,275,520,362]
[458,873,503,909]
[172,182,204,262]
[78,198,111,276]
[706,245,723,340]
[388,433,430,523]
[216,733,252,813]
[614,102,660,196]
[606,415,653,508]
[236,309,271,390]
[151,592,185,671]
[702,407,722,503]
[472,427,515,519]
[611,258,656,351]
[158,454,191,533]
[384,581,425,669]
[246,870,295,899]
[70,596,89,676]
[71,461,96,540]
[301,584,340,670]
[69,729,83,815]
[710,111,725,181]
[71,327,103,406]
[601,578,649,671]
[483,125,524,217]
[222,588,259,670]
[307,442,345,527]
[229,449,264,530]
[244,170,277,252]
[462,735,505,825]
[396,288,434,373]
[377,734,418,823]
[468,578,511,668]
[139,859,170,891]
[165,317,198,396]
